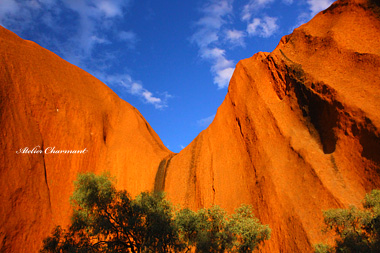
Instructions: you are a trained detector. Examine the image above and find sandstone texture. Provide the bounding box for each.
[1,0,380,252]
[162,0,380,251]
[0,26,171,252]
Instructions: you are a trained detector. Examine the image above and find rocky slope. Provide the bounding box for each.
[1,0,380,252]
[162,0,380,251]
[0,26,172,252]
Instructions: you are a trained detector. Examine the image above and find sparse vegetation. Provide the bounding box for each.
[314,189,380,253]
[41,172,271,253]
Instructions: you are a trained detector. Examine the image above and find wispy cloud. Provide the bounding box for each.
[118,30,138,48]
[241,0,275,21]
[0,0,134,62]
[307,0,334,17]
[91,35,111,45]
[0,0,171,109]
[95,1,123,18]
[247,16,278,38]
[200,47,235,89]
[0,0,19,18]
[241,0,278,39]
[225,29,245,47]
[191,0,235,89]
[197,114,216,127]
[101,74,171,109]
[295,0,334,29]
[282,0,294,4]
[58,0,131,56]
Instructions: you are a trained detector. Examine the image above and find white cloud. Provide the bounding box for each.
[307,0,334,17]
[295,0,334,29]
[197,114,216,127]
[0,0,19,19]
[247,18,261,35]
[95,1,123,18]
[225,29,245,40]
[102,74,171,109]
[118,30,137,48]
[191,0,235,89]
[255,0,275,5]
[130,82,143,95]
[191,0,232,48]
[214,67,234,88]
[247,16,278,38]
[202,47,225,60]
[0,0,133,58]
[241,0,279,40]
[91,36,110,44]
[197,16,224,30]
[225,29,245,47]
[62,0,131,55]
[0,0,171,110]
[0,0,40,29]
[200,47,235,89]
[241,0,275,21]
[191,29,219,49]
[142,90,162,105]
[203,0,233,18]
[282,0,294,4]
[119,31,136,42]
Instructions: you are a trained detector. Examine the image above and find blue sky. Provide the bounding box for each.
[0,0,333,153]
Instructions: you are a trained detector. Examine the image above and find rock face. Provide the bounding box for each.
[162,0,380,251]
[1,0,380,252]
[0,27,172,252]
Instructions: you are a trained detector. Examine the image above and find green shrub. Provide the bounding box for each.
[41,172,271,253]
[315,189,380,253]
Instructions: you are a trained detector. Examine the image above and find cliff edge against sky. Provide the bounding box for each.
[0,25,172,252]
[1,0,380,252]
[163,0,380,251]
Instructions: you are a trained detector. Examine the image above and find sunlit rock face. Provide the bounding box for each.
[1,0,380,252]
[0,26,172,252]
[163,0,380,251]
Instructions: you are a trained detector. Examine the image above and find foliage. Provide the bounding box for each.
[41,172,270,253]
[314,189,380,253]
[177,206,233,252]
[314,243,334,253]
[228,205,271,252]
[176,205,271,252]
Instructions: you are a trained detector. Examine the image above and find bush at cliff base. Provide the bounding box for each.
[315,189,380,253]
[41,172,271,253]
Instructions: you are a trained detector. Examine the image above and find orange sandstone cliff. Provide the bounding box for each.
[1,0,380,252]
[162,0,380,252]
[0,26,172,252]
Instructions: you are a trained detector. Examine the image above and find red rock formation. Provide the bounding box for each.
[1,0,380,252]
[163,0,380,251]
[0,27,172,252]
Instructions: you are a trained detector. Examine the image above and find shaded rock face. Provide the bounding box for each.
[0,0,380,252]
[162,0,380,252]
